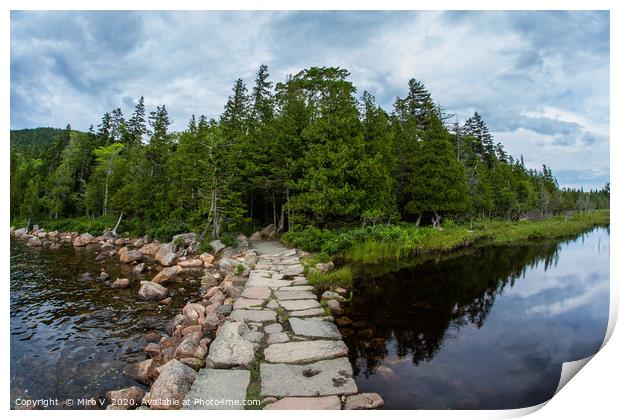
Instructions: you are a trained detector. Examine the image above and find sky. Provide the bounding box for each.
[10,11,609,189]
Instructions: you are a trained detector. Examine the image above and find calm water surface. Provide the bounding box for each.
[343,227,610,409]
[10,241,203,408]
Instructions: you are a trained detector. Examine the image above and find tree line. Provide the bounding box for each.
[10,66,610,239]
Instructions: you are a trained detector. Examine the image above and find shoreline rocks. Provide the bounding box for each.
[139,281,169,301]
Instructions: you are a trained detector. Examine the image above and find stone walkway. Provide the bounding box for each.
[183,241,376,410]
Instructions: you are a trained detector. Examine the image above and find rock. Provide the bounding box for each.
[164,314,186,336]
[334,287,347,295]
[218,258,249,273]
[264,396,342,410]
[95,251,110,261]
[174,335,206,360]
[276,290,316,300]
[315,262,334,273]
[241,287,272,300]
[73,233,95,247]
[326,299,343,315]
[335,317,353,327]
[139,242,161,257]
[229,309,277,323]
[264,340,349,364]
[143,331,162,342]
[152,267,178,284]
[155,242,176,262]
[138,281,168,301]
[181,324,203,336]
[133,263,145,274]
[194,254,213,267]
[144,342,161,356]
[160,297,172,305]
[261,358,357,397]
[246,275,292,289]
[266,332,289,344]
[171,232,197,246]
[119,247,143,263]
[105,386,145,409]
[232,298,265,310]
[205,321,254,368]
[179,357,204,371]
[289,318,341,339]
[344,393,384,410]
[202,313,221,331]
[279,299,321,311]
[123,359,154,384]
[281,264,304,277]
[280,285,314,291]
[27,237,42,247]
[264,323,283,334]
[13,227,28,237]
[260,224,276,239]
[244,254,258,269]
[111,278,130,289]
[184,369,250,410]
[216,304,232,316]
[321,291,342,301]
[236,234,249,248]
[209,240,225,254]
[114,238,125,246]
[288,308,326,317]
[179,259,203,268]
[159,252,177,267]
[146,359,196,410]
[183,302,206,321]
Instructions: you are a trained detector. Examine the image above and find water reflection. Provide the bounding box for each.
[343,227,609,409]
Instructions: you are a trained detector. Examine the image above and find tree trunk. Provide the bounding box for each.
[415,213,422,227]
[272,192,277,227]
[111,212,123,237]
[103,173,109,216]
[286,187,291,231]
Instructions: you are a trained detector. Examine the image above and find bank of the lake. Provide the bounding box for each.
[288,210,610,288]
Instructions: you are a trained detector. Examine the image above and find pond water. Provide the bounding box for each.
[342,227,610,409]
[9,241,203,409]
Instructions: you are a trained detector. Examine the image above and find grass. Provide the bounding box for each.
[307,266,353,289]
[245,355,264,410]
[288,209,609,288]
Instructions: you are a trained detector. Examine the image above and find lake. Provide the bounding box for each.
[9,241,203,409]
[342,227,610,409]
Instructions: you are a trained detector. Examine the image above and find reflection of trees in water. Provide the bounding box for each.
[346,240,561,378]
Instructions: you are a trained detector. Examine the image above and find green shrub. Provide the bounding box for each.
[145,221,189,242]
[220,233,236,247]
[197,241,213,254]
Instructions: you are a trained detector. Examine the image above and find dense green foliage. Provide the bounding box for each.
[10,66,610,240]
[285,209,609,264]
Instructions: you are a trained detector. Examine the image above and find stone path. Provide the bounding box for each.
[184,241,378,410]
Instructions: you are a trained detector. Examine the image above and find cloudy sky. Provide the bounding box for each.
[10,11,609,189]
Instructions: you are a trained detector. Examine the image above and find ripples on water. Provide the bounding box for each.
[343,227,610,409]
[10,241,203,408]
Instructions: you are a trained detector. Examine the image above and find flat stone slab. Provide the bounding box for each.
[241,286,272,300]
[289,308,326,317]
[275,290,316,300]
[233,298,265,309]
[264,340,348,363]
[264,396,342,410]
[246,277,292,289]
[280,264,304,276]
[264,323,283,334]
[184,369,250,410]
[279,299,321,311]
[230,309,277,322]
[279,285,314,291]
[289,317,342,339]
[266,332,289,344]
[291,278,309,285]
[261,358,357,397]
[206,321,255,368]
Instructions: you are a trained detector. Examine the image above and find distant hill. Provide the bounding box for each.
[11,127,71,158]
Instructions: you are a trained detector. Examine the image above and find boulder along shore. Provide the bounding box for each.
[10,224,382,410]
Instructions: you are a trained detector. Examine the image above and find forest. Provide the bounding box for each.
[10,66,610,241]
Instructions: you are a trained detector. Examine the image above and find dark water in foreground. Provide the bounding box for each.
[10,241,203,408]
[343,227,610,409]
